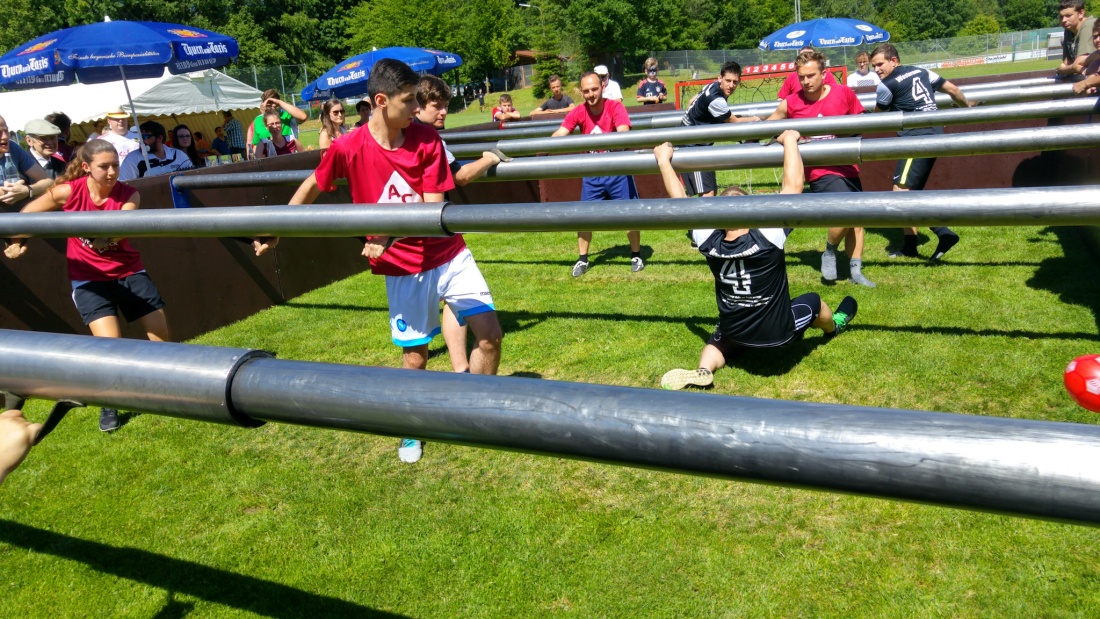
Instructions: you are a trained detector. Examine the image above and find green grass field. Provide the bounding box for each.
[4,55,1097,618]
[4,220,1100,617]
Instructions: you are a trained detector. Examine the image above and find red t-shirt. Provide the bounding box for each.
[64,176,144,281]
[559,99,631,136]
[777,69,839,99]
[784,84,864,181]
[314,121,459,276]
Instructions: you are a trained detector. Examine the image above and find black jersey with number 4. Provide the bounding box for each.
[876,65,945,113]
[692,227,797,347]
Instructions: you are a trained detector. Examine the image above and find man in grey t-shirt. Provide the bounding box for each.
[1057,0,1097,76]
[531,75,575,115]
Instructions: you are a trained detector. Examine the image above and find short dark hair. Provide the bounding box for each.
[139,120,166,142]
[871,43,900,62]
[719,61,743,78]
[367,59,419,100]
[45,112,71,132]
[498,93,513,104]
[579,71,599,84]
[261,88,281,101]
[548,74,562,85]
[795,50,827,72]
[417,75,452,106]
[356,99,372,113]
[1060,0,1085,11]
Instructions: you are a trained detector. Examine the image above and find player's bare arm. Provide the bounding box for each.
[776,130,805,195]
[653,143,686,199]
[939,81,972,107]
[766,100,789,121]
[455,152,501,186]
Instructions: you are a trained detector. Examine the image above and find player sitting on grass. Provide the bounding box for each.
[656,131,858,390]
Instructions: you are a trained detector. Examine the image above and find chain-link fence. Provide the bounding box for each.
[655,27,1062,77]
[221,64,312,107]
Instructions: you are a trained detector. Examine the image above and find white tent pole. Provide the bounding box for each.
[119,65,152,174]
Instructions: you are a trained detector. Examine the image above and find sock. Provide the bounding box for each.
[902,234,918,252]
[578,253,588,264]
[824,242,839,255]
[850,258,863,274]
[631,251,640,259]
[930,226,952,237]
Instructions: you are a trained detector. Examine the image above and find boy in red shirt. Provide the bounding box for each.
[551,71,644,276]
[273,59,503,464]
[767,50,875,288]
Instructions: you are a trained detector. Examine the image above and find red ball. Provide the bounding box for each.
[1064,355,1100,412]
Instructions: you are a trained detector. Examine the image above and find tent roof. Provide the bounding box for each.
[0,69,262,133]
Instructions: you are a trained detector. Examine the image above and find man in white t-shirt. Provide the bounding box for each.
[119,121,193,181]
[98,108,140,161]
[594,65,623,102]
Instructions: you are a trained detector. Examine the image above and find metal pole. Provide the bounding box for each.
[443,83,1081,143]
[483,123,1100,181]
[3,329,1100,527]
[446,97,1100,159]
[2,187,1100,238]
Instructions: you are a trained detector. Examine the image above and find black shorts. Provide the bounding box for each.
[707,292,822,360]
[809,175,862,194]
[681,170,717,196]
[71,272,165,325]
[893,157,937,190]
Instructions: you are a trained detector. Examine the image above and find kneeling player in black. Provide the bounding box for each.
[655,132,857,390]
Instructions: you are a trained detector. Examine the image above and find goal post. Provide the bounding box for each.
[674,62,848,109]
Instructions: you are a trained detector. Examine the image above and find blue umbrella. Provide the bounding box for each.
[0,18,239,172]
[758,18,889,51]
[302,47,463,101]
[0,20,239,89]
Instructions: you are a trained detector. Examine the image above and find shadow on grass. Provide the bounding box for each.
[1027,227,1100,336]
[683,320,828,377]
[784,249,1043,269]
[0,520,409,618]
[855,323,1100,341]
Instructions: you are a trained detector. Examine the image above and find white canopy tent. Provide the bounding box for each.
[0,69,261,148]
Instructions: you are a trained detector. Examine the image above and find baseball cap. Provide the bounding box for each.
[105,106,130,119]
[594,65,609,76]
[24,119,61,136]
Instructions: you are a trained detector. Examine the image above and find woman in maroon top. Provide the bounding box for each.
[4,139,169,432]
[256,111,300,158]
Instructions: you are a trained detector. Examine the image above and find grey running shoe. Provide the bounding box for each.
[631,256,645,272]
[849,272,876,288]
[571,260,589,277]
[888,248,918,258]
[820,250,837,282]
[99,408,120,432]
[661,368,714,390]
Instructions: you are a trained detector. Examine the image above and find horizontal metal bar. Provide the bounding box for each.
[3,329,1100,526]
[473,97,1100,158]
[172,170,311,190]
[0,203,449,238]
[445,82,1079,143]
[1,186,1099,239]
[484,123,1100,181]
[0,330,267,426]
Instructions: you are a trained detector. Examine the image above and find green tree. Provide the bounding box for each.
[958,13,1002,36]
[1002,0,1050,31]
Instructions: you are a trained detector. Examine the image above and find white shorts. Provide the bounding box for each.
[386,248,496,347]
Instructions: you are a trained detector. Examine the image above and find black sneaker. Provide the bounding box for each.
[930,231,960,262]
[99,408,120,432]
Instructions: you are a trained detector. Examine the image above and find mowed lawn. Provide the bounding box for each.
[3,214,1100,616]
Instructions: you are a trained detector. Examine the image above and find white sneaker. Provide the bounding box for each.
[398,439,423,463]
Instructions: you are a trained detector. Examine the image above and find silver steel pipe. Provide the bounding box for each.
[3,329,1100,526]
[444,187,1100,232]
[0,330,267,426]
[469,97,1100,158]
[172,170,311,190]
[2,187,1099,239]
[0,203,449,238]
[485,123,1100,180]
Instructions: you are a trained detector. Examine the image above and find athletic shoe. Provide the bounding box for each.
[685,230,697,249]
[398,439,423,463]
[571,260,589,277]
[831,296,858,336]
[820,250,837,282]
[930,231,960,262]
[849,272,876,288]
[888,247,919,258]
[631,256,645,272]
[99,408,120,432]
[661,368,714,390]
